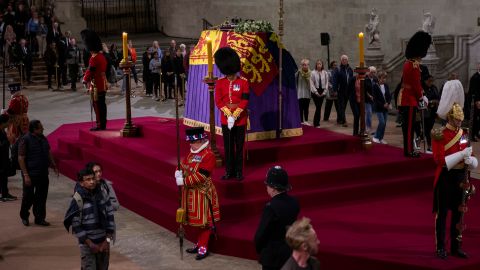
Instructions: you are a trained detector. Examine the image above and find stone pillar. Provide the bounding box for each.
[422,43,440,77]
[365,45,385,70]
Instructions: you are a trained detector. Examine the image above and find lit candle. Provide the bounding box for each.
[358,32,364,67]
[122,32,128,61]
[206,37,213,76]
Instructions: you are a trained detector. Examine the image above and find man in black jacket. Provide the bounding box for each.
[332,55,353,126]
[254,166,300,270]
[0,114,16,201]
[468,63,480,140]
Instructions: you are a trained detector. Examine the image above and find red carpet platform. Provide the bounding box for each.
[48,117,480,270]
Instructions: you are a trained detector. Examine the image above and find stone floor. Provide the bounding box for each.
[1,82,479,269]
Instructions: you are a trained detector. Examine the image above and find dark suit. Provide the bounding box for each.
[254,192,300,270]
[332,64,353,124]
[468,72,480,139]
[15,45,32,82]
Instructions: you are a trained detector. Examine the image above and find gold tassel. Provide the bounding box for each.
[176,208,186,223]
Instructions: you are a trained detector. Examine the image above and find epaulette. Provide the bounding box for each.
[432,127,445,141]
[239,76,248,81]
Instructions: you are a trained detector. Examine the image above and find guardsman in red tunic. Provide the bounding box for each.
[4,83,29,144]
[175,127,220,260]
[214,47,250,180]
[431,103,477,259]
[398,31,431,157]
[81,29,108,131]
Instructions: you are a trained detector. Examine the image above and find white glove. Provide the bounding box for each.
[462,147,473,158]
[445,152,464,170]
[422,95,429,106]
[174,170,183,178]
[227,116,235,130]
[175,176,184,186]
[0,109,5,114]
[464,156,478,169]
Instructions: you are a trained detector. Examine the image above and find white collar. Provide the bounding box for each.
[190,140,209,154]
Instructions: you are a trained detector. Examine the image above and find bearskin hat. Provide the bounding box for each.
[405,31,432,59]
[214,47,241,75]
[81,29,102,52]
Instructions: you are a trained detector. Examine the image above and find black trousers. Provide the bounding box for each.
[93,94,107,129]
[323,98,339,121]
[222,125,246,176]
[424,115,436,148]
[312,94,325,127]
[399,106,417,155]
[152,73,161,97]
[434,168,464,251]
[337,92,348,124]
[298,98,310,122]
[472,106,480,139]
[350,100,360,136]
[68,64,79,89]
[47,65,61,88]
[59,63,68,85]
[0,173,9,196]
[144,73,153,95]
[20,174,49,222]
[18,62,32,82]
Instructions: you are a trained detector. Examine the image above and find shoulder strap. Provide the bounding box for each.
[444,129,463,151]
[73,192,84,222]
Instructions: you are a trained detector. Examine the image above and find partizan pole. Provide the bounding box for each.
[277,0,284,139]
[174,77,185,260]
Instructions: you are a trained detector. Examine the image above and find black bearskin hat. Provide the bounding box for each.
[81,29,102,52]
[405,31,432,59]
[214,47,241,75]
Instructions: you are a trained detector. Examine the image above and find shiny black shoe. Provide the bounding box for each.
[436,249,447,259]
[21,219,30,226]
[35,220,51,226]
[90,127,101,131]
[1,194,17,201]
[405,151,421,158]
[186,246,198,254]
[221,173,234,180]
[451,249,469,259]
[235,173,244,181]
[195,252,209,260]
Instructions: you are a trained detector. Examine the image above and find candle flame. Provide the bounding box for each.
[358,32,364,38]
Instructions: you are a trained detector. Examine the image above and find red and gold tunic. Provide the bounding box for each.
[215,76,250,126]
[83,52,108,93]
[431,125,469,188]
[6,93,29,143]
[180,147,220,227]
[398,60,423,107]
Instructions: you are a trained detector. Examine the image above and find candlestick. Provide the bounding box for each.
[122,32,128,61]
[358,32,364,67]
[206,37,213,76]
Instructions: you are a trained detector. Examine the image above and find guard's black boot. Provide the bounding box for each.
[221,172,234,180]
[436,248,447,259]
[451,241,469,259]
[235,172,244,181]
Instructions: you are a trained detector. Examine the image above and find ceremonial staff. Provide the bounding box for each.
[456,93,477,241]
[277,0,284,139]
[174,77,185,260]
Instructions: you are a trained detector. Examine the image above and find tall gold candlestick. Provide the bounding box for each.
[122,32,128,61]
[358,32,365,67]
[206,37,213,77]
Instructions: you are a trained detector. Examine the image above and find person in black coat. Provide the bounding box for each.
[423,75,440,150]
[142,47,153,97]
[15,38,33,83]
[468,63,480,141]
[331,55,353,126]
[254,166,300,270]
[173,48,186,102]
[372,71,392,144]
[161,50,174,99]
[0,114,17,201]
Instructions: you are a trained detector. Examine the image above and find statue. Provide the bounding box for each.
[422,12,435,35]
[365,8,380,46]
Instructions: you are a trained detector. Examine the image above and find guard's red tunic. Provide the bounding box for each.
[399,60,423,106]
[180,146,220,227]
[215,76,250,126]
[83,52,108,92]
[432,126,469,188]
